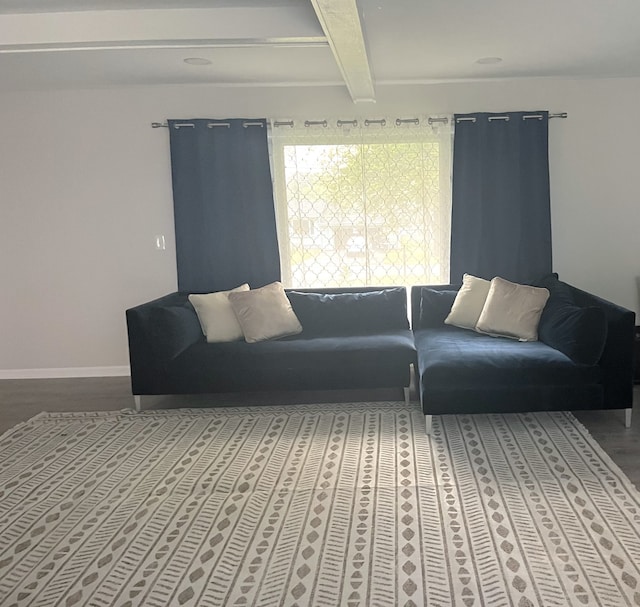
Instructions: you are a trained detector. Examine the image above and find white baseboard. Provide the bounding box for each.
[0,366,130,380]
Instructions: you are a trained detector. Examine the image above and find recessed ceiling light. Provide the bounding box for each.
[184,57,211,66]
[476,57,503,65]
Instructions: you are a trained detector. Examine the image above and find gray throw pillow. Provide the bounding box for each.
[476,276,550,341]
[228,281,302,343]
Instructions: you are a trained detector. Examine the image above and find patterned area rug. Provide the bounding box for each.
[0,405,639,607]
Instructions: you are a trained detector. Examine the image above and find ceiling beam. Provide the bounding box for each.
[309,0,375,103]
[0,38,328,54]
[0,7,324,46]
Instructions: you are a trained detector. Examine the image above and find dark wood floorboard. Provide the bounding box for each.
[1,377,638,487]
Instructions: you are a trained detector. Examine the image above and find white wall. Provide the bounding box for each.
[1,77,639,374]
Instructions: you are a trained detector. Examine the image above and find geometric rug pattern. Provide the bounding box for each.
[0,404,638,606]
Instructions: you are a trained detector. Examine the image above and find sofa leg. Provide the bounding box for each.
[403,387,410,405]
[625,407,632,428]
[134,395,142,412]
[425,414,433,435]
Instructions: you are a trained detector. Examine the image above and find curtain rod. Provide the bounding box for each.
[151,120,264,129]
[261,117,450,128]
[270,114,567,128]
[151,112,567,129]
[150,118,449,129]
[455,112,567,124]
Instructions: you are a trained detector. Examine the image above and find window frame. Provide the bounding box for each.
[270,119,453,288]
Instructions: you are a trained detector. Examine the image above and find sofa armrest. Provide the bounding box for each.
[570,286,635,408]
[126,293,203,395]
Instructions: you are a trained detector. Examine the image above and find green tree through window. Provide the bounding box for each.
[271,119,452,288]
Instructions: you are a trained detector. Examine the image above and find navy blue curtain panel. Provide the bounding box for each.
[168,118,281,293]
[450,111,552,284]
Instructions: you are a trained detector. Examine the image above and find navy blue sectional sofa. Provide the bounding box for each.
[126,286,417,410]
[411,275,635,433]
[127,278,634,433]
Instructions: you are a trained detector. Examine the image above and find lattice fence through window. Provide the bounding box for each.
[270,118,452,288]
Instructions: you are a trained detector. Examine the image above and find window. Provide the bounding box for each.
[271,118,452,288]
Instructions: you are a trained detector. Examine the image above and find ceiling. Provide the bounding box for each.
[2,0,640,101]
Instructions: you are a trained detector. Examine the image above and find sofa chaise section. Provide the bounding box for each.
[411,281,634,433]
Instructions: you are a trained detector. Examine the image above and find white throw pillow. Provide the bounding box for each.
[228,281,302,343]
[188,283,249,343]
[476,276,550,341]
[444,273,492,330]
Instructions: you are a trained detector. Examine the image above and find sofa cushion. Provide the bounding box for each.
[418,288,458,329]
[415,327,601,389]
[444,273,491,330]
[188,283,249,343]
[167,331,417,391]
[536,274,608,365]
[476,277,549,341]
[286,288,409,336]
[228,281,302,343]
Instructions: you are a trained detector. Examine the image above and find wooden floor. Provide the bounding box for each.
[1,377,638,488]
